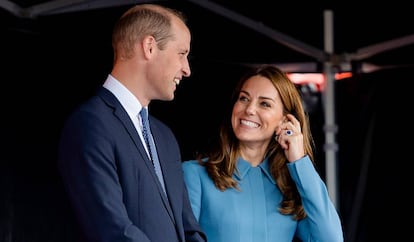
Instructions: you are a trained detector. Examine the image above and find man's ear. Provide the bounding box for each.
[142,35,156,59]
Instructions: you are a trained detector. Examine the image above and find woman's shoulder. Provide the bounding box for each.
[182,158,207,171]
[182,159,198,165]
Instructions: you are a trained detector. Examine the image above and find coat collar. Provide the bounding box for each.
[233,157,276,185]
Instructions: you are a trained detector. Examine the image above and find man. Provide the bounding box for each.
[58,4,206,242]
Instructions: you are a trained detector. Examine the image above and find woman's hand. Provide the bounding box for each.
[275,114,305,162]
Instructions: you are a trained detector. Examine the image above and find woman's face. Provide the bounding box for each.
[231,75,285,147]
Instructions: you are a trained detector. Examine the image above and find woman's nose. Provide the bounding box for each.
[245,103,256,115]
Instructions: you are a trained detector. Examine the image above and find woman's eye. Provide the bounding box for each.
[261,102,271,108]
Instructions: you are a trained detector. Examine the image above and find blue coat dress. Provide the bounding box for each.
[182,156,343,242]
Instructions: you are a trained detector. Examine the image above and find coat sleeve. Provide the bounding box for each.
[182,160,203,220]
[287,156,344,242]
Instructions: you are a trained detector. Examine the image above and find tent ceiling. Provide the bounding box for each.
[2,0,414,73]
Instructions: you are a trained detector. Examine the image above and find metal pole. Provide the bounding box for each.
[323,10,339,208]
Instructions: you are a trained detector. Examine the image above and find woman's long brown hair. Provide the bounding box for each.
[196,65,316,220]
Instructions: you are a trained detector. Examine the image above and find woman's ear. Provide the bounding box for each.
[277,116,287,127]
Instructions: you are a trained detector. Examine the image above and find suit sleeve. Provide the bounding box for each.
[58,109,150,242]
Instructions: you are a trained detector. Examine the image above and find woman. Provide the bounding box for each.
[182,65,343,242]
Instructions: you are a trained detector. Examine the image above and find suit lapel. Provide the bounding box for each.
[97,88,175,224]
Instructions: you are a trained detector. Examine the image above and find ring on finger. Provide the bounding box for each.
[285,130,293,136]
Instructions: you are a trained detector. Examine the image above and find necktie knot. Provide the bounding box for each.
[140,108,149,126]
[140,108,152,158]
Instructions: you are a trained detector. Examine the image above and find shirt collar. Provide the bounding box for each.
[103,74,143,117]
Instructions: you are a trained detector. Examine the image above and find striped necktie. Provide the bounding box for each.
[139,108,167,194]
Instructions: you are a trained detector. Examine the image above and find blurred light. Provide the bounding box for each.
[287,72,352,92]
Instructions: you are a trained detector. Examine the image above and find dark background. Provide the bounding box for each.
[1,1,413,241]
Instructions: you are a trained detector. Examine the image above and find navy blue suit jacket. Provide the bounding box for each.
[58,87,206,242]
